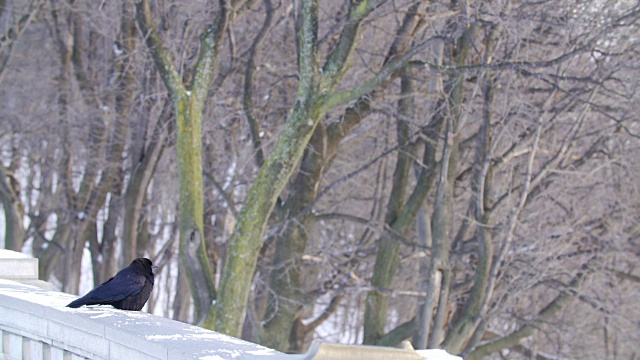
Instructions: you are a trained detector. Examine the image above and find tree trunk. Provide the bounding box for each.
[211,81,326,335]
[259,124,328,350]
[363,71,416,345]
[95,183,121,284]
[175,93,218,321]
[121,101,171,267]
[173,259,194,323]
[360,2,440,345]
[135,0,226,322]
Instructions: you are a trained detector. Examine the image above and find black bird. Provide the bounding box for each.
[67,258,156,311]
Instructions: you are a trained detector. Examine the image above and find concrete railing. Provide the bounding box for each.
[0,250,460,360]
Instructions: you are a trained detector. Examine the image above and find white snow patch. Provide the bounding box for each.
[201,349,242,358]
[0,280,75,307]
[0,249,29,258]
[245,349,278,356]
[146,334,185,341]
[145,331,250,346]
[90,313,116,319]
[416,349,463,360]
[189,327,259,345]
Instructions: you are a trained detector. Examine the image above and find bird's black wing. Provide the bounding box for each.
[67,272,146,308]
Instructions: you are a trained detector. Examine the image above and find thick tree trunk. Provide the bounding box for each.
[211,85,326,335]
[135,0,227,323]
[259,124,328,350]
[363,71,416,345]
[174,93,218,322]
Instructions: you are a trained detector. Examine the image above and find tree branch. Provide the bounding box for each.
[324,37,440,110]
[301,292,345,333]
[244,0,273,168]
[191,0,228,110]
[377,317,417,347]
[135,0,186,97]
[320,0,374,88]
[466,266,589,360]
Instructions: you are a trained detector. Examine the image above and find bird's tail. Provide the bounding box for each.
[66,299,85,308]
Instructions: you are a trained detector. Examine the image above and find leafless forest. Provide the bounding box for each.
[1,0,639,358]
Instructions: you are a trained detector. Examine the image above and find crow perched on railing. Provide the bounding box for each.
[66,258,156,311]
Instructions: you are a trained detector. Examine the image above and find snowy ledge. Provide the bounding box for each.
[0,279,280,360]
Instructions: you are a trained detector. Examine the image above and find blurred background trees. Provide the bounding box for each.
[1,0,638,358]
